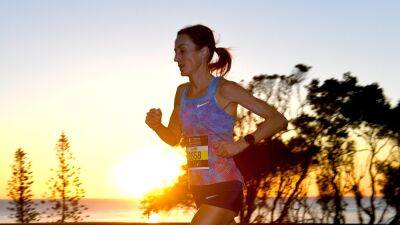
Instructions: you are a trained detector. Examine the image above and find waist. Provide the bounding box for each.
[190,180,243,190]
[182,133,233,146]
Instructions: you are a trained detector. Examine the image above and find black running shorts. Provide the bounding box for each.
[190,180,244,215]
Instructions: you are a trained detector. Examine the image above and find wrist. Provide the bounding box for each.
[152,123,164,132]
[237,138,249,152]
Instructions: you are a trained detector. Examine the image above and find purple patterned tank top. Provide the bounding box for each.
[179,76,244,185]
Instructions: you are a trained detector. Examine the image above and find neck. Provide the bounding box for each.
[188,66,213,91]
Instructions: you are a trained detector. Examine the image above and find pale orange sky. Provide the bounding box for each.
[1,1,399,200]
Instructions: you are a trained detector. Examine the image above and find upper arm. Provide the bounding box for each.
[220,80,287,122]
[167,83,187,139]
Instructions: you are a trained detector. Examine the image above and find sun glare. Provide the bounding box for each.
[148,213,160,223]
[112,145,186,199]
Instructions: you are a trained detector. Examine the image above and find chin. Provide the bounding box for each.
[179,70,189,77]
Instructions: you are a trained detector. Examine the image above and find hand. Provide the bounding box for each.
[145,108,163,131]
[214,140,247,158]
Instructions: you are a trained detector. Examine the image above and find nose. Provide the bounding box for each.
[174,53,179,63]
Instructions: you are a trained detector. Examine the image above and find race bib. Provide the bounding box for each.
[186,136,209,170]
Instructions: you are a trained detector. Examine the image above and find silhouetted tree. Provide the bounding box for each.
[296,74,361,224]
[141,64,319,223]
[377,161,400,225]
[305,72,397,224]
[141,69,399,224]
[6,148,40,223]
[140,165,195,217]
[382,102,400,144]
[232,64,319,224]
[41,132,89,223]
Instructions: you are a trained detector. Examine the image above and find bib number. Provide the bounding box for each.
[186,136,209,170]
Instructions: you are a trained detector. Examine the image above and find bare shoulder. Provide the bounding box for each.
[177,82,189,90]
[217,77,249,101]
[176,82,190,96]
[174,82,190,106]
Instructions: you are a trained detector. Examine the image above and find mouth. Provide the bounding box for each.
[178,64,184,70]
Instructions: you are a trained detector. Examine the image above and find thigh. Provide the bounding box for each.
[191,181,244,215]
[190,204,236,225]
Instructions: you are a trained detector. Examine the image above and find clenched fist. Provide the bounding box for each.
[145,108,163,131]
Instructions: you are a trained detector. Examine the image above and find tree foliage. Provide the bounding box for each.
[141,65,318,223]
[140,68,399,224]
[6,148,40,223]
[41,132,89,223]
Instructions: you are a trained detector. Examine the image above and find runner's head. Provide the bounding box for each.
[174,24,231,77]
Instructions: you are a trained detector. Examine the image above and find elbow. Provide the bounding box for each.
[281,118,289,131]
[275,114,288,131]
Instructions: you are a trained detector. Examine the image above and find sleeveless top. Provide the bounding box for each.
[179,76,244,185]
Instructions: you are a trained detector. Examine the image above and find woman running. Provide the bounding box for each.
[145,24,288,225]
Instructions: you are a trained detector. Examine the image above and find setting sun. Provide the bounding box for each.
[148,213,160,223]
[111,144,186,199]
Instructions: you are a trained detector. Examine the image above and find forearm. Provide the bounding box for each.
[153,125,181,146]
[237,113,288,149]
[253,113,288,142]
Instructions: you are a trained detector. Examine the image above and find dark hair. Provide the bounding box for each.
[177,24,232,77]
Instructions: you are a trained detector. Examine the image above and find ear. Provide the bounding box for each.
[200,46,210,60]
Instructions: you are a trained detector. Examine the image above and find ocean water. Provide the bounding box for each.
[0,197,395,223]
[0,198,196,223]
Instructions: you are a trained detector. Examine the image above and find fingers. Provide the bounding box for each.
[145,108,162,129]
[149,108,162,116]
[146,112,161,122]
[214,142,231,158]
[145,116,160,127]
[146,108,162,120]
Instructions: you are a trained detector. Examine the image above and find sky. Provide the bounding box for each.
[0,0,399,199]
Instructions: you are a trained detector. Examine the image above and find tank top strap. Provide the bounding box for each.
[207,76,221,96]
[181,84,189,98]
[180,76,220,101]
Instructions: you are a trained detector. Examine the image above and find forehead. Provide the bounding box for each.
[174,34,196,48]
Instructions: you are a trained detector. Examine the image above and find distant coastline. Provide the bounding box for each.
[0,223,389,225]
[0,197,395,224]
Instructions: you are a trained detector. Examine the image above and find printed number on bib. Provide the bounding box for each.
[186,136,209,170]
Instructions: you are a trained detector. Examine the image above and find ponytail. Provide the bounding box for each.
[209,47,232,77]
